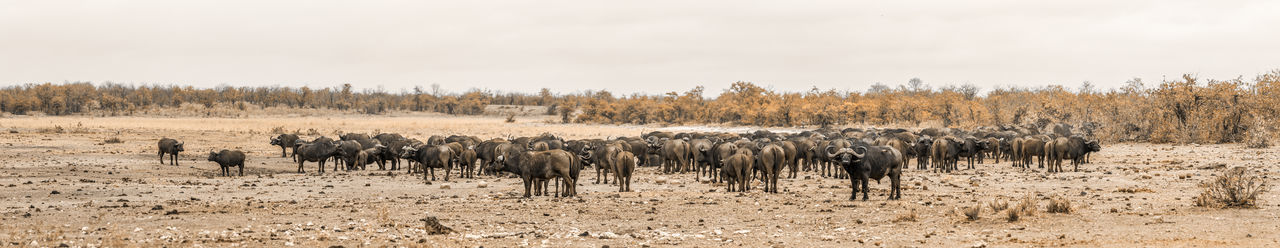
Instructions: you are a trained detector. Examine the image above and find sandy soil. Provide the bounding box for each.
[1,114,1278,247]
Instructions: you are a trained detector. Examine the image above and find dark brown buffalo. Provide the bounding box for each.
[157,138,184,166]
[914,136,934,170]
[649,138,690,174]
[495,148,579,198]
[336,140,363,171]
[458,146,478,178]
[1019,135,1050,169]
[295,137,339,174]
[611,151,637,192]
[721,153,753,193]
[829,145,903,201]
[930,137,960,173]
[758,144,785,193]
[1048,136,1101,172]
[207,149,246,177]
[402,145,455,182]
[270,134,300,161]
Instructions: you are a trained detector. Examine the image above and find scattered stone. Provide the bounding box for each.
[421,216,454,235]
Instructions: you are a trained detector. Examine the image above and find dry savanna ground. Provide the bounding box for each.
[1,113,1278,247]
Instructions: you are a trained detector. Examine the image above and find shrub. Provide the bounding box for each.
[961,204,981,221]
[988,199,1009,212]
[1006,207,1020,222]
[1195,167,1269,208]
[1013,194,1038,218]
[1116,186,1154,193]
[893,209,918,223]
[1047,195,1072,213]
[1245,118,1272,148]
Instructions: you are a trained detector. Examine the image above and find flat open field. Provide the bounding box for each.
[1,114,1278,247]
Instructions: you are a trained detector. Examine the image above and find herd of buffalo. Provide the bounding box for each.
[157,123,1102,200]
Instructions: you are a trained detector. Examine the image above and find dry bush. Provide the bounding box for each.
[1013,194,1038,218]
[1245,118,1273,148]
[1116,186,1154,193]
[505,113,517,123]
[988,199,1009,212]
[1195,167,1269,208]
[39,125,65,134]
[269,126,286,134]
[893,209,918,223]
[1047,195,1072,213]
[104,137,123,144]
[1006,207,1021,222]
[961,204,982,221]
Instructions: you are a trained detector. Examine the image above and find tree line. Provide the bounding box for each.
[3,70,1277,145]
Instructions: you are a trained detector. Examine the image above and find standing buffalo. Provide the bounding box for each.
[336,140,364,171]
[721,152,753,193]
[689,138,714,181]
[757,144,786,193]
[913,136,934,170]
[270,134,300,161]
[494,149,579,198]
[1019,136,1050,169]
[458,147,478,178]
[1048,136,1101,172]
[829,145,903,201]
[207,149,246,177]
[402,145,455,182]
[930,137,960,173]
[158,138,185,166]
[611,151,637,192]
[295,137,339,174]
[649,138,690,174]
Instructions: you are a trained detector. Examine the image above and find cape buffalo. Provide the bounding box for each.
[270,134,300,161]
[157,138,184,166]
[1048,136,1101,172]
[296,138,339,174]
[207,149,245,177]
[758,144,786,193]
[336,140,363,171]
[649,138,690,174]
[721,153,753,193]
[611,151,637,192]
[402,145,455,182]
[829,145,903,201]
[914,136,934,170]
[494,149,579,198]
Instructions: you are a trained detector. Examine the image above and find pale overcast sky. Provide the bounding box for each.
[2,0,1277,96]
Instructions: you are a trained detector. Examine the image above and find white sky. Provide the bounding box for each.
[2,0,1277,96]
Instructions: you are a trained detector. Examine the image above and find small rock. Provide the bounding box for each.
[439,183,451,189]
[477,181,489,188]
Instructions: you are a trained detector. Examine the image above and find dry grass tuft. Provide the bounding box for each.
[1116,186,1154,193]
[1013,194,1038,218]
[1245,118,1273,148]
[505,113,517,123]
[104,137,123,144]
[988,199,1009,212]
[1047,195,1072,213]
[1006,207,1021,222]
[893,209,918,223]
[961,204,982,221]
[1195,167,1269,208]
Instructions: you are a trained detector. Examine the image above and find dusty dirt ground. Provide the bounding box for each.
[1,114,1279,247]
